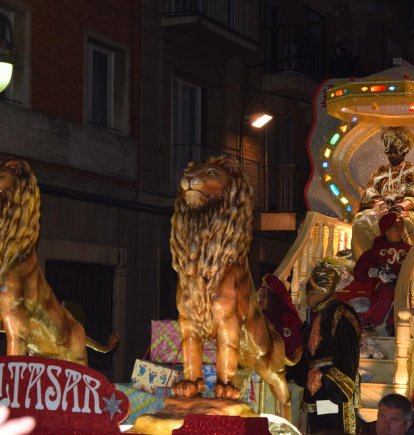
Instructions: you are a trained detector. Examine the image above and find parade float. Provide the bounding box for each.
[3,63,414,434]
[275,62,414,422]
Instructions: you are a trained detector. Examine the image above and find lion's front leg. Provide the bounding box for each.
[214,313,241,400]
[2,306,30,356]
[172,316,205,398]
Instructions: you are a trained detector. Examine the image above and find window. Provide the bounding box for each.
[266,116,294,212]
[171,77,203,190]
[270,116,293,165]
[0,11,13,56]
[86,39,128,134]
[173,77,201,146]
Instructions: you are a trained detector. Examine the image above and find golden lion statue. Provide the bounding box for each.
[0,159,118,365]
[170,156,292,418]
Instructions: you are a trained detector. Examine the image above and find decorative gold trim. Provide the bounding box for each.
[354,374,362,408]
[313,296,335,313]
[307,367,323,396]
[309,357,333,368]
[308,313,323,356]
[325,367,354,401]
[332,306,361,337]
[343,400,357,434]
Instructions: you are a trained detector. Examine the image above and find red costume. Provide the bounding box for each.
[257,274,302,361]
[352,232,411,328]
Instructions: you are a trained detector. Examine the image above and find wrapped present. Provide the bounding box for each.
[202,365,259,404]
[130,359,259,404]
[150,319,217,364]
[202,364,216,390]
[131,359,182,395]
[115,383,165,424]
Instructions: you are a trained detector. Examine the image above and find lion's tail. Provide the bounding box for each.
[284,346,303,367]
[86,332,119,353]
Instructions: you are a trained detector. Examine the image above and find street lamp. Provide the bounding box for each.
[238,92,276,211]
[0,12,16,93]
[249,112,273,128]
[239,92,275,157]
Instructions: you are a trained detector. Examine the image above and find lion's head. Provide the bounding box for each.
[0,160,40,283]
[170,156,253,337]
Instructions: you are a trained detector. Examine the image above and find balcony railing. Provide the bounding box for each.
[161,0,261,43]
[157,144,309,214]
[263,22,328,82]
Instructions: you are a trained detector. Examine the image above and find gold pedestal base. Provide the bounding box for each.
[131,396,257,435]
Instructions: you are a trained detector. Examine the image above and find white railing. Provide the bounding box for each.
[274,210,414,396]
[394,247,414,394]
[274,211,352,308]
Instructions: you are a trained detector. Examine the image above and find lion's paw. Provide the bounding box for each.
[214,381,241,400]
[172,378,205,397]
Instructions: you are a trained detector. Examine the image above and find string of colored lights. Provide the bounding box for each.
[318,123,354,218]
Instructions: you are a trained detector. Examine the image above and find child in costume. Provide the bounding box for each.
[353,212,411,336]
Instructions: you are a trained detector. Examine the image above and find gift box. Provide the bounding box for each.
[202,365,259,404]
[131,359,182,395]
[115,383,165,424]
[130,359,258,404]
[150,319,217,364]
[202,364,216,390]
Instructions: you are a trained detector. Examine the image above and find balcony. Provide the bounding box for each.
[263,21,363,85]
[0,100,137,201]
[161,0,261,55]
[263,22,327,84]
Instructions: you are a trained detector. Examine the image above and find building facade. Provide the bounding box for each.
[0,0,412,381]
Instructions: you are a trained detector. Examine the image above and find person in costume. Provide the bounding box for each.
[352,126,414,260]
[353,212,411,336]
[287,261,361,434]
[257,273,303,362]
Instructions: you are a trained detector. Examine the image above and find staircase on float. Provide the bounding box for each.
[359,332,397,422]
[269,212,414,425]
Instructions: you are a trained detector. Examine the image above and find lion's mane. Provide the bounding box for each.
[170,156,253,338]
[0,160,40,284]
